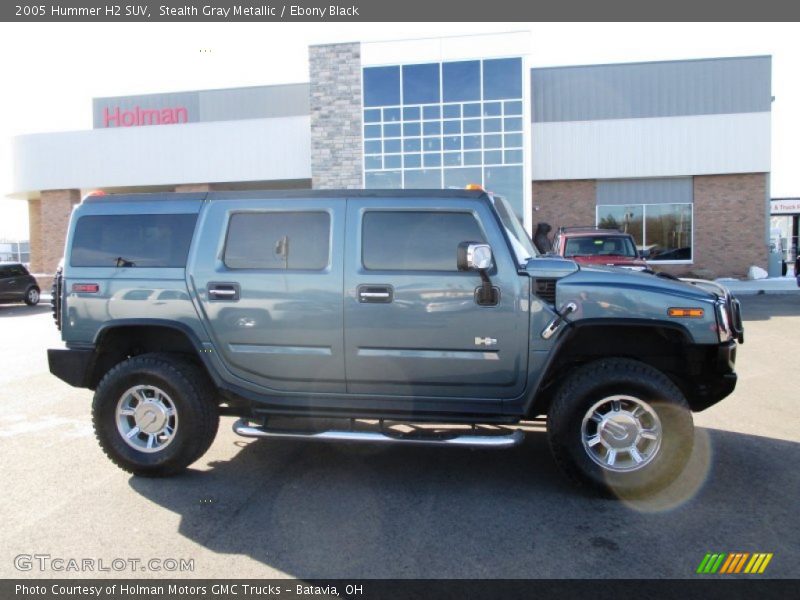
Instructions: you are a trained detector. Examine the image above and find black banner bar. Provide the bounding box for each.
[3,579,800,600]
[4,0,800,22]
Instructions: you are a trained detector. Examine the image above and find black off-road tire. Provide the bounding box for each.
[24,286,40,306]
[92,354,219,477]
[51,268,62,329]
[547,358,694,497]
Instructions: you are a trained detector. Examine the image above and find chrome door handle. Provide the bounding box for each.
[357,285,393,303]
[208,282,240,301]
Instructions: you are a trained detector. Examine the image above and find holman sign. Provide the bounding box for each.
[93,90,200,129]
[102,105,189,127]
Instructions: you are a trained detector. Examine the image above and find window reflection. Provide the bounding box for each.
[402,63,440,104]
[597,204,693,262]
[442,61,481,102]
[363,66,400,107]
[362,57,526,220]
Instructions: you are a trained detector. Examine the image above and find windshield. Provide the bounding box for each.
[564,235,638,258]
[489,194,537,266]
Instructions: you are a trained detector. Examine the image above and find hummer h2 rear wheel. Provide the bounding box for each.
[92,354,218,477]
[547,358,694,497]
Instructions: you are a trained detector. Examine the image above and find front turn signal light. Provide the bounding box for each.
[668,307,704,318]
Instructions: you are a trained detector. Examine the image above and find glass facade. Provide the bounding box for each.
[597,203,693,262]
[363,58,526,220]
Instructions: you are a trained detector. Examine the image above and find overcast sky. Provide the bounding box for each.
[1,21,798,239]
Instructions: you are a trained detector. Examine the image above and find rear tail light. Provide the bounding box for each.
[72,283,99,293]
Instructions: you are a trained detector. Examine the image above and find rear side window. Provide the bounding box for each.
[362,211,485,271]
[224,211,331,270]
[5,265,27,276]
[71,214,197,268]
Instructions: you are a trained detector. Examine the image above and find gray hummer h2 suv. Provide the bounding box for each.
[48,189,742,496]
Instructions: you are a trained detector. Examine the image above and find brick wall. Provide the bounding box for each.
[532,174,767,279]
[687,173,768,279]
[27,198,42,273]
[531,180,597,235]
[30,189,81,277]
[309,42,363,189]
[174,183,213,193]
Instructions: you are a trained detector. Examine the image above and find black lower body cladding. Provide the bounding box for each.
[48,348,94,388]
[685,341,738,412]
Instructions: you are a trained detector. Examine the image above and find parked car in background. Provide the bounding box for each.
[552,227,648,270]
[0,262,40,306]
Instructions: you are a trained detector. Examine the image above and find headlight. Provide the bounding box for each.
[716,300,733,342]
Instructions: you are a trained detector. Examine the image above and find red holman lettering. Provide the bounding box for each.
[103,106,189,127]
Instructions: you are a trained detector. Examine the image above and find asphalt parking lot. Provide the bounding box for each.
[0,295,798,579]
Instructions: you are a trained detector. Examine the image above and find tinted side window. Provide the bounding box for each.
[362,211,485,271]
[71,214,197,268]
[8,265,26,276]
[0,266,10,278]
[224,212,330,270]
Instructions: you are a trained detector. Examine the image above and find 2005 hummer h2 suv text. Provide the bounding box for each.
[48,190,743,496]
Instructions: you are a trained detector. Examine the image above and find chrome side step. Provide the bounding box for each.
[232,418,524,449]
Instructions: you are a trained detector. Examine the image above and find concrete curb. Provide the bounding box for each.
[728,288,800,296]
[716,279,800,296]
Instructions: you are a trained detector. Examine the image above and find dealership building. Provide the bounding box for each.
[10,32,773,279]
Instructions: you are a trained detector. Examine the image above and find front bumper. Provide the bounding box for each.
[687,340,738,412]
[48,347,94,388]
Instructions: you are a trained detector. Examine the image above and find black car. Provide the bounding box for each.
[0,262,40,305]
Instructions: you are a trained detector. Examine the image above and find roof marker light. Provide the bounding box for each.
[82,190,107,201]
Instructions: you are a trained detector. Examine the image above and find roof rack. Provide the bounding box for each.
[557,226,623,233]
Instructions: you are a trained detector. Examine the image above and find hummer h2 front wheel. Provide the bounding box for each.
[547,358,694,497]
[92,354,219,477]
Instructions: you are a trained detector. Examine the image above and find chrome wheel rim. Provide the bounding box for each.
[28,289,39,303]
[581,395,662,472]
[115,385,178,453]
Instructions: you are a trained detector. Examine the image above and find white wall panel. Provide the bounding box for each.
[361,31,531,66]
[532,112,770,180]
[12,116,311,196]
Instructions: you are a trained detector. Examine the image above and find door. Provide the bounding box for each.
[191,198,346,394]
[344,197,530,400]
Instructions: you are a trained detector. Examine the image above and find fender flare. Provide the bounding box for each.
[522,318,695,416]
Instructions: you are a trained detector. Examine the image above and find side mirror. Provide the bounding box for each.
[458,242,493,271]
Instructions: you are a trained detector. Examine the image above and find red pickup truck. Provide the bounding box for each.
[551,227,648,270]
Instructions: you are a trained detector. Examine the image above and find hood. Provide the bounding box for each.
[568,265,719,301]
